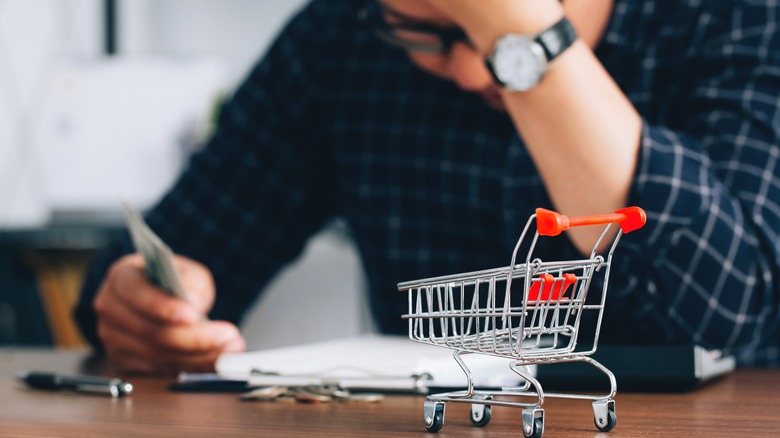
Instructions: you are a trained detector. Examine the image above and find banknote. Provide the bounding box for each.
[122,202,188,301]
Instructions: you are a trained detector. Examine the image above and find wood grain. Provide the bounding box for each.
[1,349,778,437]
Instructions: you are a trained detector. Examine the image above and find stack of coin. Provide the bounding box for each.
[240,385,383,403]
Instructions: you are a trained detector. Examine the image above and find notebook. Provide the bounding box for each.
[535,344,736,392]
[214,334,529,393]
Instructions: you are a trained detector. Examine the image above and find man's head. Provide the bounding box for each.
[360,0,613,109]
[364,0,503,108]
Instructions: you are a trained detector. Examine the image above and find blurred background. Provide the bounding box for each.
[0,0,371,351]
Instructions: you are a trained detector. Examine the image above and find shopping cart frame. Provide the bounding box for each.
[398,207,646,437]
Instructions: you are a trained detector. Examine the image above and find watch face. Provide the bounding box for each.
[492,34,546,91]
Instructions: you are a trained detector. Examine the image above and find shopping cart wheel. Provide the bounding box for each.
[594,409,617,432]
[469,402,492,427]
[521,408,544,438]
[593,399,617,432]
[424,400,445,433]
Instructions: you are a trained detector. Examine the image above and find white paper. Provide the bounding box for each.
[216,334,534,390]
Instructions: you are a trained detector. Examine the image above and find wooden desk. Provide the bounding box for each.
[1,349,779,437]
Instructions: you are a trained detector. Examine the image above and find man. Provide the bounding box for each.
[75,0,780,372]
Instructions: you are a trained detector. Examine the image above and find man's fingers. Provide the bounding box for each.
[100,320,242,373]
[99,307,243,354]
[107,255,201,324]
[95,253,230,373]
[222,336,247,354]
[173,256,216,314]
[100,320,183,373]
[151,320,244,353]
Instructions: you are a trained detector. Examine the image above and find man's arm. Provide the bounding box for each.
[426,0,642,254]
[426,0,780,361]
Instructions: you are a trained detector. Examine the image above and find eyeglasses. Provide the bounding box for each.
[356,0,470,54]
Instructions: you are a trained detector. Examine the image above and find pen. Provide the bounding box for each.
[16,371,134,398]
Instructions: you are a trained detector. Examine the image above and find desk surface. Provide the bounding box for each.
[1,349,779,437]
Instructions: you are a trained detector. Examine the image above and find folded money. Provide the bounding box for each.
[123,202,188,301]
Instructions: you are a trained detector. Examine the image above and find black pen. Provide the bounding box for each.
[16,371,134,398]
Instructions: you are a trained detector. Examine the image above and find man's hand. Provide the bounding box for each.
[93,254,246,373]
[422,0,564,54]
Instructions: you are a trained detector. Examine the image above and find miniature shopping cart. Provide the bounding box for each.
[397,207,646,437]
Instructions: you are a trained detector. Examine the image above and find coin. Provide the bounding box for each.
[306,384,351,400]
[290,386,333,403]
[240,385,289,401]
[344,393,384,403]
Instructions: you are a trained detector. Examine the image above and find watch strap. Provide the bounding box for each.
[484,16,578,91]
[534,16,577,61]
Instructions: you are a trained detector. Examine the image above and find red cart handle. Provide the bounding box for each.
[535,206,646,236]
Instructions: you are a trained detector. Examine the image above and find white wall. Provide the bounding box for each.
[118,0,309,89]
[0,0,102,227]
[0,0,311,227]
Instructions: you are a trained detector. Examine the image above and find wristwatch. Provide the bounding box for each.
[485,16,577,92]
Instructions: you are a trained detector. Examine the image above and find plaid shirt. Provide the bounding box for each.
[76,0,780,366]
